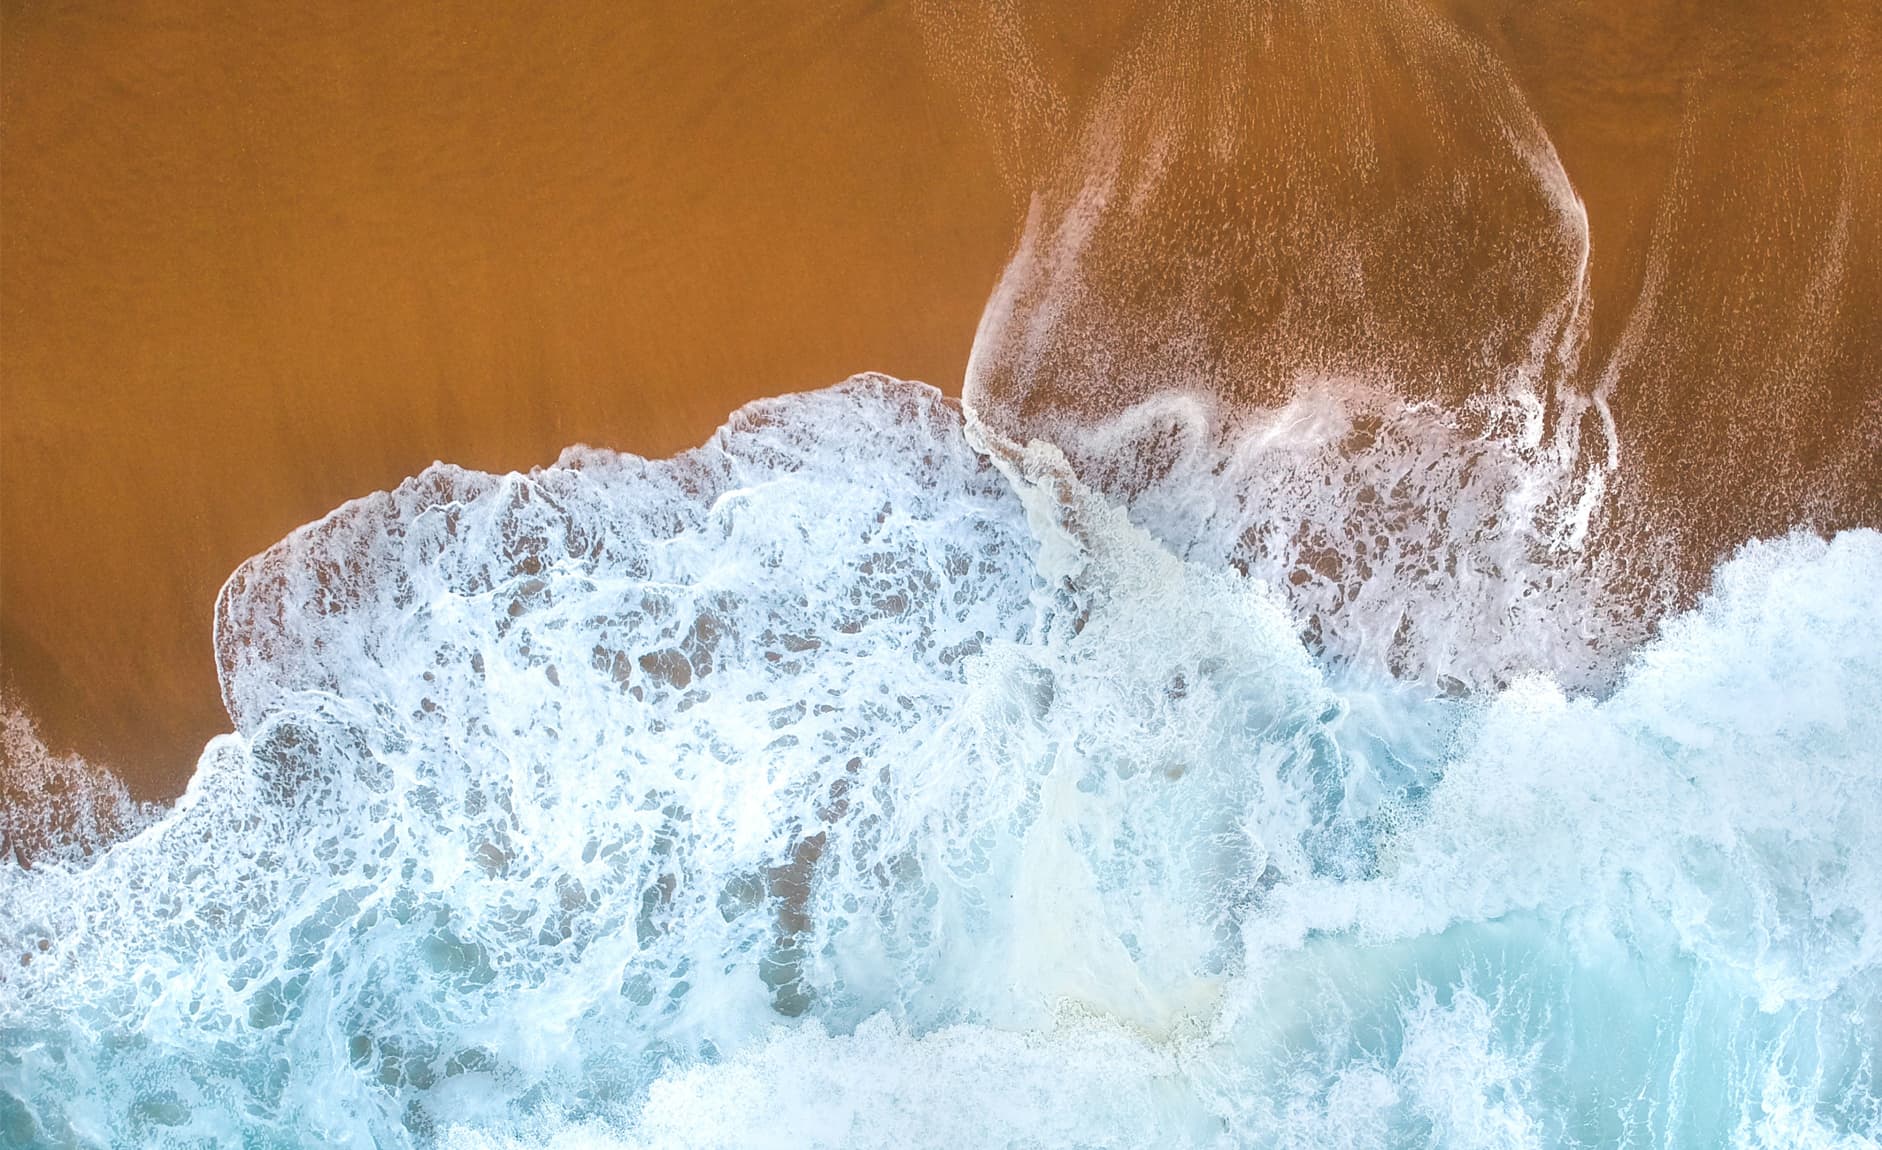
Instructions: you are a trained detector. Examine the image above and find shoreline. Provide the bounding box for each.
[6,0,1877,804]
[1,2,1014,798]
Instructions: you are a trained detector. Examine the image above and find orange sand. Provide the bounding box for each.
[5,0,1878,800]
[3,2,1017,794]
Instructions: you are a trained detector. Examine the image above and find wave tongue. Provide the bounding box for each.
[0,699,154,870]
[3,379,1880,1148]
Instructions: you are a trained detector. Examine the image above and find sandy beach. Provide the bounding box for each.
[2,2,1021,795]
[4,0,1878,800]
[5,4,1882,1145]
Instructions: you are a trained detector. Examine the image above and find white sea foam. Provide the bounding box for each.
[0,698,154,870]
[2,377,1877,1148]
[989,375,1635,697]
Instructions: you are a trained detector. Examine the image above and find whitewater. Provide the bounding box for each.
[2,376,1879,1148]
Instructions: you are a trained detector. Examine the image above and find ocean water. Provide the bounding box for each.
[2,376,1879,1148]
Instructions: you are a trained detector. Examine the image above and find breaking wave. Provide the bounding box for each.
[3,376,1878,1148]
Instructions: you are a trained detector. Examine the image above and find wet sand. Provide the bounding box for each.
[965,0,1881,557]
[5,0,1879,801]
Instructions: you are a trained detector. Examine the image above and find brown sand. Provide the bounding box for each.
[2,2,1018,796]
[5,0,1879,801]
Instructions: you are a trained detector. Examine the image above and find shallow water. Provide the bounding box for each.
[3,378,1878,1147]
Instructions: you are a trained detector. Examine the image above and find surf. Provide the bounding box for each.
[3,375,1877,1147]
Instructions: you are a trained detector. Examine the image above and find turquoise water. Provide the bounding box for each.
[3,378,1878,1147]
